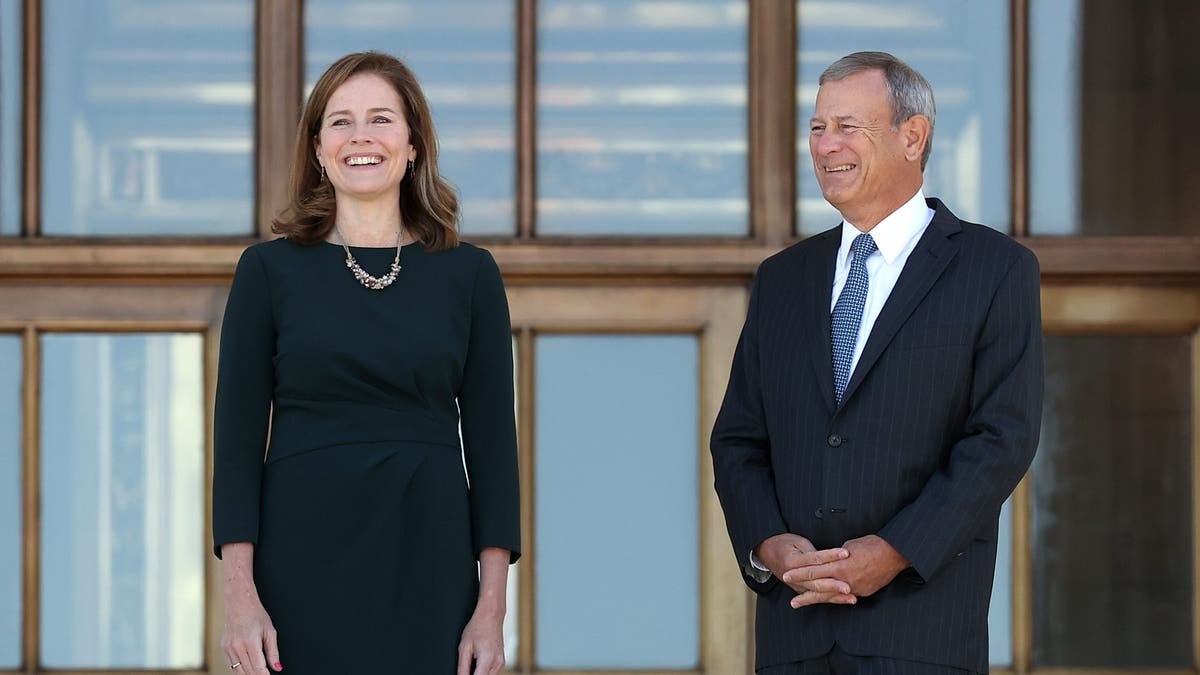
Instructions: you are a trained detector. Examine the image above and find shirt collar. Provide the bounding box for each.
[839,189,931,265]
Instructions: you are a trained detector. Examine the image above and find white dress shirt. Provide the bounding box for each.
[748,188,934,577]
[830,188,935,377]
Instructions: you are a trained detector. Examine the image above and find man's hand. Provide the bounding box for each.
[755,533,856,607]
[781,535,909,607]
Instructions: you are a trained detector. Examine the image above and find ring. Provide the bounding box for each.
[230,663,241,670]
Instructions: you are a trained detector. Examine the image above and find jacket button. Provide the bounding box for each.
[815,507,824,519]
[827,434,843,447]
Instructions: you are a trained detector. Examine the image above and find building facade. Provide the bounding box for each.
[0,1,1197,673]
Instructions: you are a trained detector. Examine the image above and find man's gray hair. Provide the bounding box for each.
[820,51,936,170]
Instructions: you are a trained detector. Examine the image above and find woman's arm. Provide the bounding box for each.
[220,542,281,674]
[457,547,511,675]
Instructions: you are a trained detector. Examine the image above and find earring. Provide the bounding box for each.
[319,165,326,182]
[407,159,415,176]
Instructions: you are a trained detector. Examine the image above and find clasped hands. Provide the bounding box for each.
[754,533,909,609]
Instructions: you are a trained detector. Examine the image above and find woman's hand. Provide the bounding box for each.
[457,547,511,674]
[219,543,282,673]
[457,605,505,675]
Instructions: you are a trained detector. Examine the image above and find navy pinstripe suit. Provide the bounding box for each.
[711,199,1043,673]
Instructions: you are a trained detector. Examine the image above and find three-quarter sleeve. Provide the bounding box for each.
[458,249,522,562]
[212,246,276,558]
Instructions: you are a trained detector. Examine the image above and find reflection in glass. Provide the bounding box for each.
[0,336,20,667]
[41,0,254,236]
[797,0,1009,235]
[40,334,205,668]
[306,0,515,236]
[1,0,19,235]
[535,335,699,668]
[1031,0,1198,235]
[989,497,1012,667]
[537,0,748,236]
[1032,335,1192,667]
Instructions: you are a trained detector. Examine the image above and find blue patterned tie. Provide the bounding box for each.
[831,232,877,404]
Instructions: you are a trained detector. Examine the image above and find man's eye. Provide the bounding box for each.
[811,126,824,133]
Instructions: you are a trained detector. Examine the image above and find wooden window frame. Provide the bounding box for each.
[507,284,751,674]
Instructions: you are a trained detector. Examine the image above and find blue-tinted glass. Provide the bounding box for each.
[40,334,205,668]
[1,0,19,235]
[1030,0,1196,235]
[797,0,1009,235]
[306,1,515,236]
[989,497,1012,666]
[537,1,748,236]
[0,336,19,667]
[41,0,253,236]
[1028,0,1078,236]
[535,334,699,668]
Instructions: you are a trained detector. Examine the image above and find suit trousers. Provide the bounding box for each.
[758,644,978,675]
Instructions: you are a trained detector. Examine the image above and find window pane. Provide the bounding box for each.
[1030,0,1197,235]
[535,334,699,668]
[305,0,515,236]
[40,334,205,668]
[989,497,1012,667]
[1032,335,1192,667]
[797,0,1009,236]
[537,1,748,236]
[0,336,19,667]
[0,0,19,235]
[41,0,254,236]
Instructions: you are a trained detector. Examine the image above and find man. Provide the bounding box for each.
[711,52,1043,674]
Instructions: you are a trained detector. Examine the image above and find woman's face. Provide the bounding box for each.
[315,73,417,205]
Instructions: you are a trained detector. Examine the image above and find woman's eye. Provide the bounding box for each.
[373,116,390,124]
[331,119,348,127]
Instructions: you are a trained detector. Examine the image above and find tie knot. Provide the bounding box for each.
[851,232,877,263]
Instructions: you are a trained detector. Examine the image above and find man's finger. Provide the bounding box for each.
[790,591,858,608]
[782,561,843,584]
[783,576,851,595]
[790,547,849,567]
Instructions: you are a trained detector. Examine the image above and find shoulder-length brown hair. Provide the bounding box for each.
[272,51,459,250]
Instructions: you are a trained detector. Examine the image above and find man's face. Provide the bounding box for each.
[809,69,914,222]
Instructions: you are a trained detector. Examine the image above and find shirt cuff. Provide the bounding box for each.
[745,550,772,583]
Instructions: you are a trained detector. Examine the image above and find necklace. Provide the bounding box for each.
[335,224,402,290]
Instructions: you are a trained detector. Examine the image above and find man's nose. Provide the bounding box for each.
[814,130,841,155]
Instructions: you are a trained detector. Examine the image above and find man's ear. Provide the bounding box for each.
[902,115,931,163]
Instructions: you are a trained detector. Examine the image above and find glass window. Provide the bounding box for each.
[40,334,205,668]
[1,0,20,235]
[535,334,699,668]
[989,497,1012,667]
[1032,334,1192,667]
[41,0,254,236]
[1030,0,1196,235]
[537,0,748,236]
[0,336,19,668]
[306,0,516,236]
[797,0,1009,236]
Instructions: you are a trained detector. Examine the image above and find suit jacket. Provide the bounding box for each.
[710,198,1043,672]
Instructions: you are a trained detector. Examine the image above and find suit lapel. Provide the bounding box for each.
[837,199,963,409]
[801,227,840,414]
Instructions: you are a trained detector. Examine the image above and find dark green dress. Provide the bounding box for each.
[212,238,520,674]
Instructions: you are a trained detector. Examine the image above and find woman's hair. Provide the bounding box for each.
[272,51,459,250]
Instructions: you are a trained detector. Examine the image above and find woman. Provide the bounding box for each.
[213,52,519,674]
